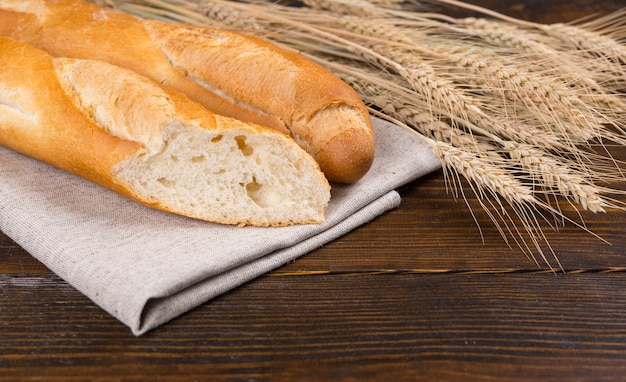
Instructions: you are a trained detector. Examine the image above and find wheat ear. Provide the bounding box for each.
[100,0,626,269]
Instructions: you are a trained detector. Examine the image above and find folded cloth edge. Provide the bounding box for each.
[134,190,402,336]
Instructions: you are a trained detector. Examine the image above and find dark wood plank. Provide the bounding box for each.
[2,273,626,380]
[1,242,51,275]
[280,169,626,274]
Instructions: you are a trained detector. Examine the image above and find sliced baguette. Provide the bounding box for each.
[0,37,330,226]
[0,0,375,183]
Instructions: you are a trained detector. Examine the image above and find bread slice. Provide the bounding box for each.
[0,37,330,226]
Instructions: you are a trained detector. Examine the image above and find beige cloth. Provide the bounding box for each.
[0,117,441,335]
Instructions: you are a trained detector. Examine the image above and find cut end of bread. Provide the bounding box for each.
[115,120,330,226]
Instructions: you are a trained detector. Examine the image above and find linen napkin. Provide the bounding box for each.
[0,117,441,335]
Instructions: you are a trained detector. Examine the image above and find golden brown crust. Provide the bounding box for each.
[144,20,375,183]
[0,37,330,226]
[0,0,375,183]
[0,1,287,134]
[316,127,376,184]
[0,37,142,196]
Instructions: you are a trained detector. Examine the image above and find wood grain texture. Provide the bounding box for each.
[2,0,626,380]
[2,273,626,381]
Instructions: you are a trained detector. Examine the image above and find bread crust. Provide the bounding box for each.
[0,0,375,183]
[0,37,142,196]
[144,20,375,183]
[0,2,286,133]
[0,37,330,226]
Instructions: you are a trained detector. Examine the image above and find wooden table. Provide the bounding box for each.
[2,1,626,380]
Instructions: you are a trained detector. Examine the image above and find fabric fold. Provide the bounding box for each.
[0,117,441,335]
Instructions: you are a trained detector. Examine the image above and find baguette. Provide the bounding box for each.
[0,37,331,226]
[0,0,375,183]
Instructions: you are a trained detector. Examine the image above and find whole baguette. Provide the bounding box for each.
[0,0,375,183]
[0,37,331,226]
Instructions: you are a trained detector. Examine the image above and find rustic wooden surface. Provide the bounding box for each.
[2,1,626,380]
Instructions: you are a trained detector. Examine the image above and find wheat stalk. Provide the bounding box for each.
[97,0,626,269]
